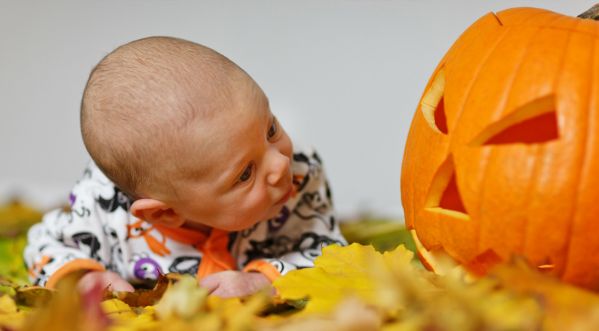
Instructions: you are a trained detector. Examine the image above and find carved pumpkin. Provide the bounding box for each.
[401,7,599,290]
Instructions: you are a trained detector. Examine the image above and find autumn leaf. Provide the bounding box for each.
[275,243,544,330]
[155,275,208,320]
[102,299,159,331]
[261,297,382,331]
[340,219,416,253]
[490,258,599,331]
[0,295,27,330]
[0,199,43,237]
[105,273,172,307]
[151,275,274,331]
[6,218,599,331]
[0,199,42,284]
[274,243,422,316]
[274,244,376,315]
[15,286,54,307]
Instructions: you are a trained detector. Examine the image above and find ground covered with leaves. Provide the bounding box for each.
[2,201,599,330]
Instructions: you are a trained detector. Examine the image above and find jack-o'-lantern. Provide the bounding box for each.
[401,6,599,290]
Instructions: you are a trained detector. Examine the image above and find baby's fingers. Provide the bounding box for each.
[198,274,221,294]
[78,270,134,294]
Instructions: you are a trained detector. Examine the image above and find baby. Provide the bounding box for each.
[24,36,346,297]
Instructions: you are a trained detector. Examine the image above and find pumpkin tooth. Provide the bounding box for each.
[411,230,473,280]
[537,264,555,271]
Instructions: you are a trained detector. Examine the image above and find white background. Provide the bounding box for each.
[0,0,590,218]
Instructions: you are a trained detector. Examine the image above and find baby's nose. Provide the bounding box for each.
[266,151,290,186]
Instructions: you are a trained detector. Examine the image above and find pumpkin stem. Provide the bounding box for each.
[578,4,599,20]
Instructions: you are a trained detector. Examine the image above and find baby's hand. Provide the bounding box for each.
[77,270,135,294]
[199,271,273,298]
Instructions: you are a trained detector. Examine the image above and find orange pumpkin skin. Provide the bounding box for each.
[401,7,599,290]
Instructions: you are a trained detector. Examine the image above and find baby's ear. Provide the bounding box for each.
[130,199,185,228]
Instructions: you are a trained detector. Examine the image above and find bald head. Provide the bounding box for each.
[81,36,253,198]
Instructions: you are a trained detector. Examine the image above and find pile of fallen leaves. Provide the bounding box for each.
[0,200,42,285]
[2,201,599,330]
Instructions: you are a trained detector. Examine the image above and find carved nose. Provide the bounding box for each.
[425,154,468,218]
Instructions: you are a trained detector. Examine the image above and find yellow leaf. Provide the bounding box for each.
[491,258,599,331]
[274,243,415,316]
[205,295,243,312]
[160,315,221,331]
[107,306,159,331]
[0,199,43,236]
[155,275,207,320]
[261,297,382,331]
[274,243,545,330]
[0,295,26,330]
[0,312,27,330]
[102,299,137,320]
[0,295,17,314]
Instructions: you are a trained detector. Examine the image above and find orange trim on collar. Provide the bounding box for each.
[154,224,208,246]
[196,228,237,280]
[145,225,237,280]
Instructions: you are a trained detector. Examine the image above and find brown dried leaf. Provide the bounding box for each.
[105,273,173,307]
[15,286,54,307]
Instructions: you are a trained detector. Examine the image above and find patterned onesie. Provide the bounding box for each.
[24,146,346,287]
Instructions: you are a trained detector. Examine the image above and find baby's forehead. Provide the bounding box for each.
[175,96,270,171]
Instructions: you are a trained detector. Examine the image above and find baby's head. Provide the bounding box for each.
[81,36,294,231]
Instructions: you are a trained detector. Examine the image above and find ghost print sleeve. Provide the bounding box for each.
[23,162,131,288]
[233,147,347,280]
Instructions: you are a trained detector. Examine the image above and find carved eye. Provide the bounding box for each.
[471,95,558,145]
[421,67,448,134]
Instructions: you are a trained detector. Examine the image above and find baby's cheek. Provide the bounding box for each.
[236,189,271,224]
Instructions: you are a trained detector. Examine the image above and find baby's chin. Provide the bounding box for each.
[222,212,282,232]
[223,218,264,232]
[187,210,280,232]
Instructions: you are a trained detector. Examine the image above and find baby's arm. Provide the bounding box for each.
[24,163,127,289]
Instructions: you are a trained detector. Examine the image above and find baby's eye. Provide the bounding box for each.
[239,163,254,182]
[267,118,278,140]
